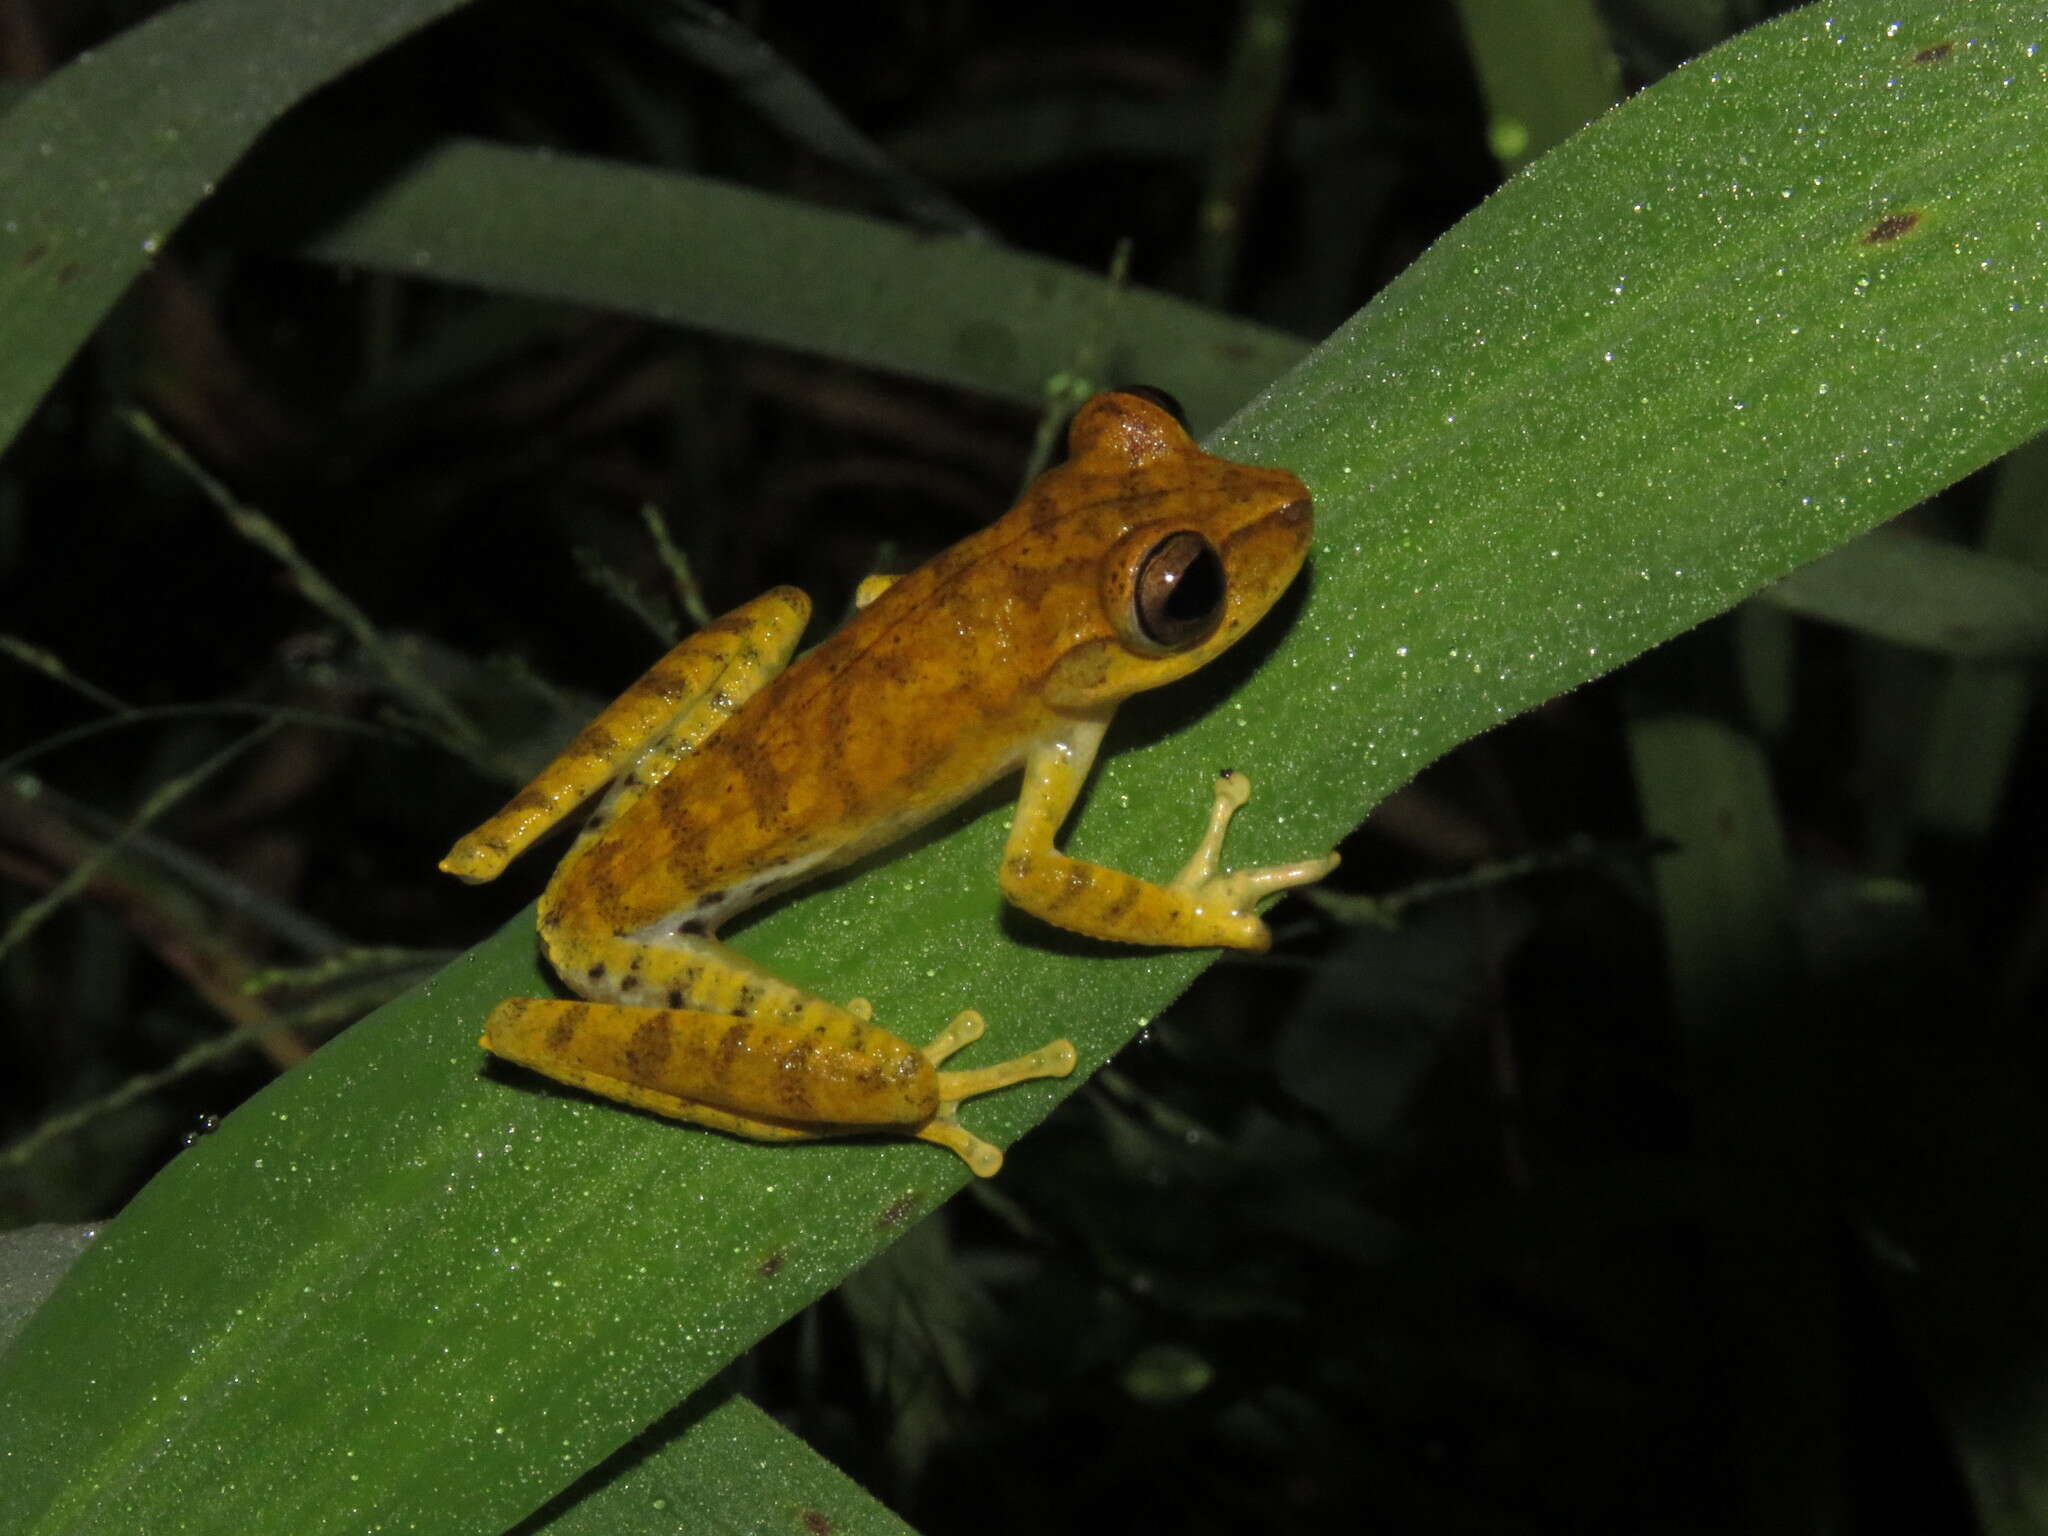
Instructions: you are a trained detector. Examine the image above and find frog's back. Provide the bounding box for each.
[550,512,1070,938]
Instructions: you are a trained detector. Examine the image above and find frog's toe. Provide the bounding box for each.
[921,1009,986,1065]
[917,1116,1004,1177]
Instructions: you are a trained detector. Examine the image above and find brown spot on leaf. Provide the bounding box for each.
[21,240,47,267]
[757,1248,787,1279]
[1862,211,1920,245]
[877,1194,920,1229]
[801,1513,833,1536]
[1911,41,1954,63]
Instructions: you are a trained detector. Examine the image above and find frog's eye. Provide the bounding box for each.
[1116,385,1189,429]
[1130,531,1225,651]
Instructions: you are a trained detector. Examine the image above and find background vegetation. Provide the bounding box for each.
[1,1,2045,1532]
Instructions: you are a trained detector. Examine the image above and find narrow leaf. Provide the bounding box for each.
[0,0,477,454]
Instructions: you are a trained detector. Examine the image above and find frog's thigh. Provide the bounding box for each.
[482,998,827,1143]
[524,1053,827,1145]
[441,586,810,883]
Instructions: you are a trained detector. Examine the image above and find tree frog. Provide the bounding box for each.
[442,389,1337,1176]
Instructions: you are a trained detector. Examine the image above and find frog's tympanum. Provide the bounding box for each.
[442,390,1337,1175]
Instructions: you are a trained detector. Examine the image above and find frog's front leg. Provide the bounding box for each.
[440,586,810,884]
[999,717,1338,952]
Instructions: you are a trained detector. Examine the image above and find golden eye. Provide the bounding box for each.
[1131,531,1225,651]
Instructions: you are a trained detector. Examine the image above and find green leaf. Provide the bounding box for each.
[303,138,1309,432]
[1628,716,1797,1038]
[0,0,478,455]
[522,1389,916,1536]
[4,2,2047,1532]
[1454,0,1623,168]
[1761,529,2048,660]
[1912,434,2048,837]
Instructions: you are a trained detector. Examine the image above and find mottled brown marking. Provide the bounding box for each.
[626,1014,672,1076]
[1095,876,1143,926]
[1002,547,1095,610]
[569,723,618,758]
[877,1194,919,1229]
[586,963,607,982]
[727,737,791,839]
[714,1019,752,1079]
[820,682,859,798]
[776,1041,815,1114]
[707,604,759,637]
[1024,484,1066,531]
[734,984,759,1016]
[668,988,686,1008]
[1862,211,1920,244]
[546,1012,579,1052]
[1912,41,1953,63]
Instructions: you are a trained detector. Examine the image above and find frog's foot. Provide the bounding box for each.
[1167,770,1341,950]
[913,1011,1077,1177]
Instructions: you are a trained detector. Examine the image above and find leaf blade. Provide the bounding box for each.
[0,0,479,454]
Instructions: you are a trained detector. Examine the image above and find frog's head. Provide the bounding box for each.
[1041,390,1314,712]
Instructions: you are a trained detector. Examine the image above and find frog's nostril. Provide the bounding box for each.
[1274,497,1312,531]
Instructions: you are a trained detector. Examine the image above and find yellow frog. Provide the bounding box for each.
[442,389,1337,1176]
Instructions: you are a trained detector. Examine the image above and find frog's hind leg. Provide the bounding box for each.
[914,1010,1078,1178]
[440,586,810,883]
